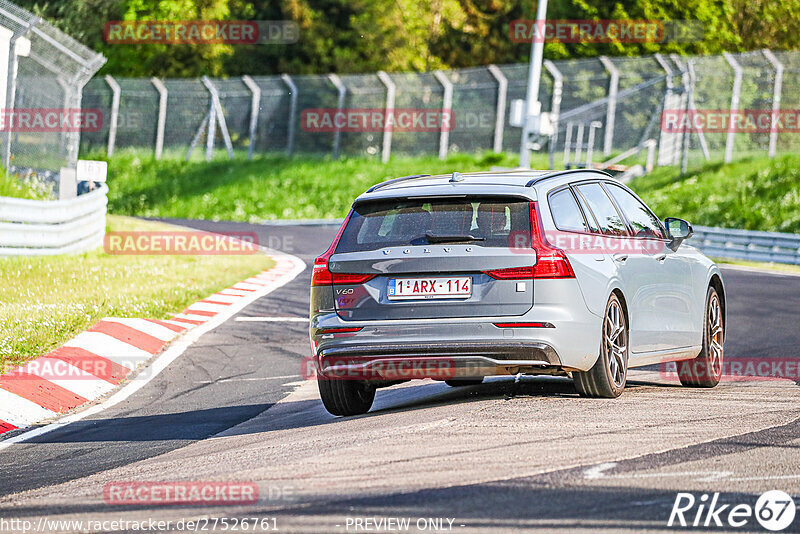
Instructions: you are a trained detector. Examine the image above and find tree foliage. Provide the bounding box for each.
[13,0,800,77]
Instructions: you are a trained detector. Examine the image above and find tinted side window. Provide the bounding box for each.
[574,183,627,236]
[605,183,665,239]
[549,189,588,232]
[572,186,601,233]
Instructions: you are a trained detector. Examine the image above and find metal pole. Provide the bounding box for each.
[151,77,168,160]
[105,75,120,157]
[723,52,742,163]
[668,54,691,171]
[519,0,549,168]
[201,76,234,160]
[598,56,619,156]
[433,70,453,160]
[376,71,395,164]
[763,49,783,159]
[328,73,346,159]
[575,123,585,163]
[242,75,261,160]
[544,59,563,169]
[685,58,710,161]
[3,34,21,172]
[563,122,572,168]
[487,64,507,153]
[281,74,297,156]
[205,95,216,162]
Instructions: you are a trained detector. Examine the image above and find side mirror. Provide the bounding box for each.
[664,217,693,251]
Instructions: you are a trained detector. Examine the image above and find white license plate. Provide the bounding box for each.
[387,277,472,300]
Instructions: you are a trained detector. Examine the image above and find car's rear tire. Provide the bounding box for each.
[318,377,375,416]
[444,378,484,387]
[573,293,628,398]
[678,286,724,388]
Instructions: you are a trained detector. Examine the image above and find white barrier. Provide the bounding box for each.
[0,184,107,256]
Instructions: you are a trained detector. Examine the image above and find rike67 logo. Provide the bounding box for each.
[668,490,796,531]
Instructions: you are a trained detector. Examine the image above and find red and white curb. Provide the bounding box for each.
[0,252,305,438]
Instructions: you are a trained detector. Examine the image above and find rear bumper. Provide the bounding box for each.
[318,341,561,380]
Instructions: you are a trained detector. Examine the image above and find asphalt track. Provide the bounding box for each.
[1,220,798,533]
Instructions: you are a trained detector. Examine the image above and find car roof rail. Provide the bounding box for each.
[525,168,612,187]
[366,174,431,193]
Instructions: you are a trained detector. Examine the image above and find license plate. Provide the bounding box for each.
[387,277,472,300]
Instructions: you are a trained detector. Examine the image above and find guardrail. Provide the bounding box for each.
[0,184,108,256]
[690,225,800,265]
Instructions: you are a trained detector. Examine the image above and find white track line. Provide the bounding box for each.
[0,249,306,451]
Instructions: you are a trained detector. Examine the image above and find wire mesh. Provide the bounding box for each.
[0,0,104,177]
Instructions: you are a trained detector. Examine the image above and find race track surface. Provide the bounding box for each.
[1,220,798,533]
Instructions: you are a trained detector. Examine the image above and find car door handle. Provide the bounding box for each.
[654,254,667,262]
[613,254,628,263]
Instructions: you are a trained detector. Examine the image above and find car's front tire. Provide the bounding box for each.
[318,376,375,416]
[573,293,628,398]
[678,286,724,388]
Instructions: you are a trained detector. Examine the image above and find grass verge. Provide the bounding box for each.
[0,215,274,373]
[631,154,800,233]
[97,149,536,222]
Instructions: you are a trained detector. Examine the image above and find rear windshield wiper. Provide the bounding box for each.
[424,233,485,244]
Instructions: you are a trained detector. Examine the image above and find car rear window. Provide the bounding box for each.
[335,197,531,253]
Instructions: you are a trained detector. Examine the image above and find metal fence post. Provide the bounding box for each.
[201,76,234,160]
[763,49,783,159]
[598,56,619,156]
[667,54,692,174]
[487,64,507,154]
[150,77,168,160]
[685,59,710,161]
[105,75,120,157]
[433,70,453,160]
[3,33,30,172]
[723,52,742,163]
[281,74,297,156]
[241,75,261,160]
[328,73,346,159]
[544,60,563,169]
[376,71,395,163]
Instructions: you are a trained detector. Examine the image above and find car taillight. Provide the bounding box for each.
[530,201,575,279]
[483,266,535,280]
[311,211,376,287]
[318,327,363,334]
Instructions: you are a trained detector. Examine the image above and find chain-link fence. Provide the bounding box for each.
[0,0,104,184]
[80,50,800,172]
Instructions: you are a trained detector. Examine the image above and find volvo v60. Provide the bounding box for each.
[309,169,725,416]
